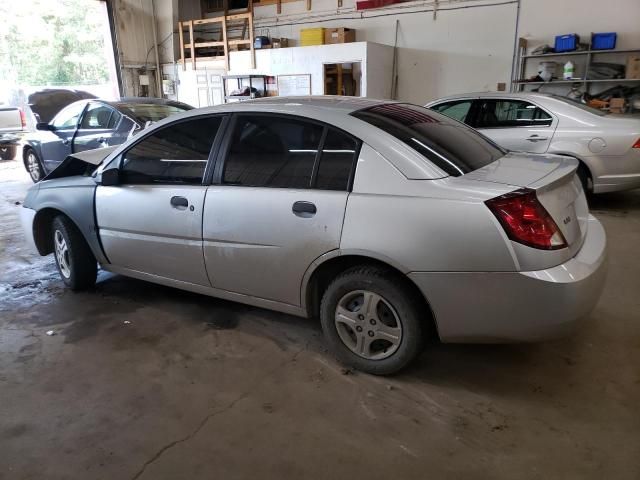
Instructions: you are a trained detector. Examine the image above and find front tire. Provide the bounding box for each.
[52,216,97,290]
[24,148,45,183]
[320,266,425,375]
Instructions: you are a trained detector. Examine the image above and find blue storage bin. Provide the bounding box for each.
[555,34,579,52]
[592,32,617,50]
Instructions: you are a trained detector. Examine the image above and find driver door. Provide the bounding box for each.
[95,115,225,286]
[40,102,87,173]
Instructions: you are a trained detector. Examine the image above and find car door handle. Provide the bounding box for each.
[292,201,317,217]
[526,135,548,142]
[170,196,189,209]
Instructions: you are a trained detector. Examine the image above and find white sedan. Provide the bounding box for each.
[425,92,640,193]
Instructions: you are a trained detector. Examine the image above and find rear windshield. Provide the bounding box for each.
[549,95,606,117]
[121,103,191,123]
[351,103,506,177]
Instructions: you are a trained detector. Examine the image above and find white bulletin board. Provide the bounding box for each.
[277,74,311,96]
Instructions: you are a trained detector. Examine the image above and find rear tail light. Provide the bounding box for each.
[485,188,567,250]
[632,138,640,149]
[19,108,26,129]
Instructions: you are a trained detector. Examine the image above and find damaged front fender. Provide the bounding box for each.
[43,145,119,181]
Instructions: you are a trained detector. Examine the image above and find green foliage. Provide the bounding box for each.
[0,0,110,86]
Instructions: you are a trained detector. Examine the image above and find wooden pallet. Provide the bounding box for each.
[179,10,255,71]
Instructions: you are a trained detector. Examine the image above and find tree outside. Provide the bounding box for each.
[0,0,113,87]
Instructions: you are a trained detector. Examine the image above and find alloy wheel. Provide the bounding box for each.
[54,230,71,278]
[334,290,402,360]
[27,152,41,182]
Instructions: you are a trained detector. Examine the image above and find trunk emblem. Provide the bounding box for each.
[563,216,572,225]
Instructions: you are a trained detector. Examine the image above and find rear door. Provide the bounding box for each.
[95,114,225,286]
[73,102,123,152]
[203,113,360,306]
[39,102,86,172]
[475,98,556,153]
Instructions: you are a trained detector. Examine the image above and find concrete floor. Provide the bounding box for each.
[1,158,639,480]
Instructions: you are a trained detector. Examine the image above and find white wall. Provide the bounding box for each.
[253,0,518,103]
[120,0,640,101]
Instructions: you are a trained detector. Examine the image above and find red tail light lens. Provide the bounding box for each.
[632,138,640,149]
[19,108,26,129]
[485,188,567,250]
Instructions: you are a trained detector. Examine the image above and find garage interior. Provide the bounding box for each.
[1,0,640,478]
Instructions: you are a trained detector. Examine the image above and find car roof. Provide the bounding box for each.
[425,91,554,104]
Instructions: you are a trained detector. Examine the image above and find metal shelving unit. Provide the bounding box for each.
[222,74,268,102]
[511,37,640,93]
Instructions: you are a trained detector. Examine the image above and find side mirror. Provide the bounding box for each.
[100,168,120,186]
[36,122,53,131]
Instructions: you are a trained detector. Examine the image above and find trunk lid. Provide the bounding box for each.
[466,152,589,265]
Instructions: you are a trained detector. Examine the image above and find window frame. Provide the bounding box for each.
[78,101,121,131]
[110,113,231,186]
[474,98,554,130]
[51,101,89,130]
[212,112,362,192]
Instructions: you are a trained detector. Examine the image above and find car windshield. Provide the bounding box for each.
[123,104,191,123]
[352,103,506,177]
[550,95,606,116]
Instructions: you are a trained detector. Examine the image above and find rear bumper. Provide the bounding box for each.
[409,215,607,343]
[589,152,640,193]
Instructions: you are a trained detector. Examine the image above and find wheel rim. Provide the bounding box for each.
[27,152,41,181]
[334,290,402,360]
[54,230,71,279]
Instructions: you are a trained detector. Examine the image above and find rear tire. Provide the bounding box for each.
[52,215,97,291]
[24,148,45,183]
[577,163,592,194]
[320,265,425,375]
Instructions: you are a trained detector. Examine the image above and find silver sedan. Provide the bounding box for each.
[20,97,607,374]
[426,92,640,193]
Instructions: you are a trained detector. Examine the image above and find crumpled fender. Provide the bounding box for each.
[43,145,118,180]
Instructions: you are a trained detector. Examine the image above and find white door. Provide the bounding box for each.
[202,114,360,306]
[475,99,557,154]
[96,115,225,286]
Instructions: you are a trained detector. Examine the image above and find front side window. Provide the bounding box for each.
[120,116,222,185]
[223,115,324,189]
[430,100,473,124]
[352,103,505,177]
[52,102,86,129]
[476,100,553,128]
[80,103,121,129]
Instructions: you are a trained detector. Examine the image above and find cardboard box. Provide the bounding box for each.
[627,55,640,79]
[324,28,356,44]
[271,37,289,48]
[609,97,625,114]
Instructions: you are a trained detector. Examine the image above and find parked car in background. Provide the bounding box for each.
[0,104,26,160]
[20,97,607,374]
[26,88,97,125]
[425,92,640,193]
[23,97,193,182]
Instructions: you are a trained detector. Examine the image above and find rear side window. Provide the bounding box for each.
[80,103,120,129]
[120,116,222,185]
[430,100,473,123]
[476,100,552,128]
[223,115,323,189]
[352,103,505,177]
